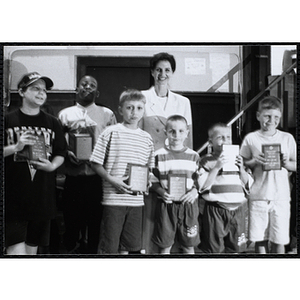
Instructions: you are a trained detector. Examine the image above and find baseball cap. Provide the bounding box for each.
[18,72,54,90]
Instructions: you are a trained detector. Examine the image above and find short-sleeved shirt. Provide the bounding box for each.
[58,103,116,176]
[198,154,250,210]
[151,146,199,197]
[240,130,296,201]
[90,123,155,206]
[5,109,67,221]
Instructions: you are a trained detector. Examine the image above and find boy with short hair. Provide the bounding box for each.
[198,123,250,253]
[151,115,200,254]
[90,89,154,254]
[58,75,116,254]
[4,72,67,255]
[240,96,296,254]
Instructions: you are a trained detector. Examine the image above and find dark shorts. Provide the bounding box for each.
[152,200,200,249]
[99,205,143,254]
[200,201,246,253]
[5,219,51,248]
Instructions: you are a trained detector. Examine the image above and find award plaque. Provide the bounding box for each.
[30,134,47,161]
[15,133,47,162]
[128,164,149,193]
[222,144,239,172]
[262,144,281,171]
[168,174,187,201]
[69,133,93,160]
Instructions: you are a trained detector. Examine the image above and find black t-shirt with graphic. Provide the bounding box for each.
[5,109,67,221]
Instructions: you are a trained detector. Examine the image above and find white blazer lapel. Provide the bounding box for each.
[148,87,165,117]
[164,90,177,116]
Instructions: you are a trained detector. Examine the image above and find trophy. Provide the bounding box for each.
[68,133,93,160]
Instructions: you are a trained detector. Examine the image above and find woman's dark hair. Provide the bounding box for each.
[150,52,176,72]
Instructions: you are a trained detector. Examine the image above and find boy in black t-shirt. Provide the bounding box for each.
[4,72,67,255]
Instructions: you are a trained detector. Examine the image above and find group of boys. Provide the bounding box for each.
[4,72,297,255]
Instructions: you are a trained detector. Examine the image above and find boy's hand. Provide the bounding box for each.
[181,188,198,204]
[235,155,244,169]
[162,192,174,204]
[215,152,228,170]
[281,152,296,172]
[252,152,266,166]
[29,158,56,172]
[141,181,152,196]
[15,131,37,152]
[67,150,85,165]
[236,155,249,185]
[281,153,288,168]
[109,176,133,194]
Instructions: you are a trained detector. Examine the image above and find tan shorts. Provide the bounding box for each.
[249,200,290,245]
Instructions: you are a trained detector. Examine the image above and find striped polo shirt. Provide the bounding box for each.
[198,154,250,210]
[151,146,199,194]
[90,123,154,206]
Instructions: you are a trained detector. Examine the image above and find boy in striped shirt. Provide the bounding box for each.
[198,123,251,253]
[151,115,200,254]
[90,89,154,254]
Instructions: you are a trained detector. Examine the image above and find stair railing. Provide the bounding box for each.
[196,61,296,154]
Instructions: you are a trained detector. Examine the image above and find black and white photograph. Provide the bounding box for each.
[0,3,299,298]
[2,44,297,258]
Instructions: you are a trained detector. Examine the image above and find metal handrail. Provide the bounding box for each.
[196,61,296,154]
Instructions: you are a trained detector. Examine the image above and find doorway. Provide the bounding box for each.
[77,56,151,122]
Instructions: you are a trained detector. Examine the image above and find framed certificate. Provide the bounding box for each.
[168,174,187,201]
[128,164,149,193]
[222,144,239,172]
[262,144,281,171]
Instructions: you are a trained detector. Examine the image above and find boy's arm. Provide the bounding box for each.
[181,155,200,204]
[242,153,266,170]
[151,182,174,204]
[240,136,266,170]
[282,136,297,172]
[91,162,133,194]
[4,131,37,158]
[236,155,249,185]
[30,155,64,172]
[4,145,21,157]
[151,182,166,197]
[180,187,198,204]
[281,154,296,172]
[150,160,174,204]
[200,154,226,192]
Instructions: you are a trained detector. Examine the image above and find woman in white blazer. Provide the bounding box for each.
[140,52,194,254]
[140,52,193,151]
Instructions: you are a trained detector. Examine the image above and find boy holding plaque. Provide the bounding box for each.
[198,123,251,253]
[240,96,296,254]
[151,115,200,254]
[90,89,154,254]
[58,75,116,254]
[4,72,67,255]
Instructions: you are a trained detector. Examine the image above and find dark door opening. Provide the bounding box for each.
[77,56,151,122]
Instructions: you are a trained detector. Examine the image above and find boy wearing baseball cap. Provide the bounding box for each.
[4,72,67,255]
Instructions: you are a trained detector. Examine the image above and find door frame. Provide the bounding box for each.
[77,56,151,84]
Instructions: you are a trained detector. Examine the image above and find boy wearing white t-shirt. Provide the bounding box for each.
[240,96,296,254]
